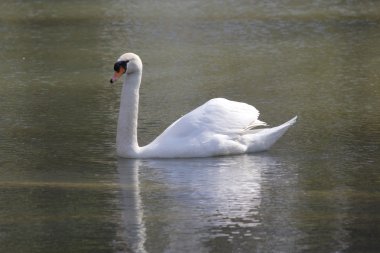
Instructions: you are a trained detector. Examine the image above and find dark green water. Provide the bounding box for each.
[1,0,379,252]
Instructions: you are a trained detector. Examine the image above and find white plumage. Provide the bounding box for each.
[111,53,296,158]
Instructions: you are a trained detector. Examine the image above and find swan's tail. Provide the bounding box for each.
[245,116,297,153]
[277,116,297,129]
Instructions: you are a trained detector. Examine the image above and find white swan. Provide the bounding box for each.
[110,52,296,158]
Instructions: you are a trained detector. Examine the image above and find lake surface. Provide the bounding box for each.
[1,0,379,252]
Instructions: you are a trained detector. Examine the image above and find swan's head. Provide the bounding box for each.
[110,52,143,83]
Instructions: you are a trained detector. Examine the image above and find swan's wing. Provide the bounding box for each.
[156,98,266,140]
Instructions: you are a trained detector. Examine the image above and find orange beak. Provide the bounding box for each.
[110,67,126,84]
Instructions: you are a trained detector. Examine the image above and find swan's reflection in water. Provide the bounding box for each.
[117,159,147,253]
[116,155,276,252]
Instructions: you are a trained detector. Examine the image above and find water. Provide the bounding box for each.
[1,0,379,252]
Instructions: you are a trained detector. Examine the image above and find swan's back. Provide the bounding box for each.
[140,98,271,157]
[157,98,264,138]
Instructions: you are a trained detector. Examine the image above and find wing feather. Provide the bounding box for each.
[155,98,265,140]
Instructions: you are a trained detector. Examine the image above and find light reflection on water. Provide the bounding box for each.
[116,156,265,253]
[115,153,366,253]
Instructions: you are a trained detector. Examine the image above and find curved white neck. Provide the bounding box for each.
[116,72,142,157]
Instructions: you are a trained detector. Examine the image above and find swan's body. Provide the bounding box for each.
[111,53,296,158]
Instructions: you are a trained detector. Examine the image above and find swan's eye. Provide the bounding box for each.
[114,60,129,73]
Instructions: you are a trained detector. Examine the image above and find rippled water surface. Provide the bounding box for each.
[1,1,379,252]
